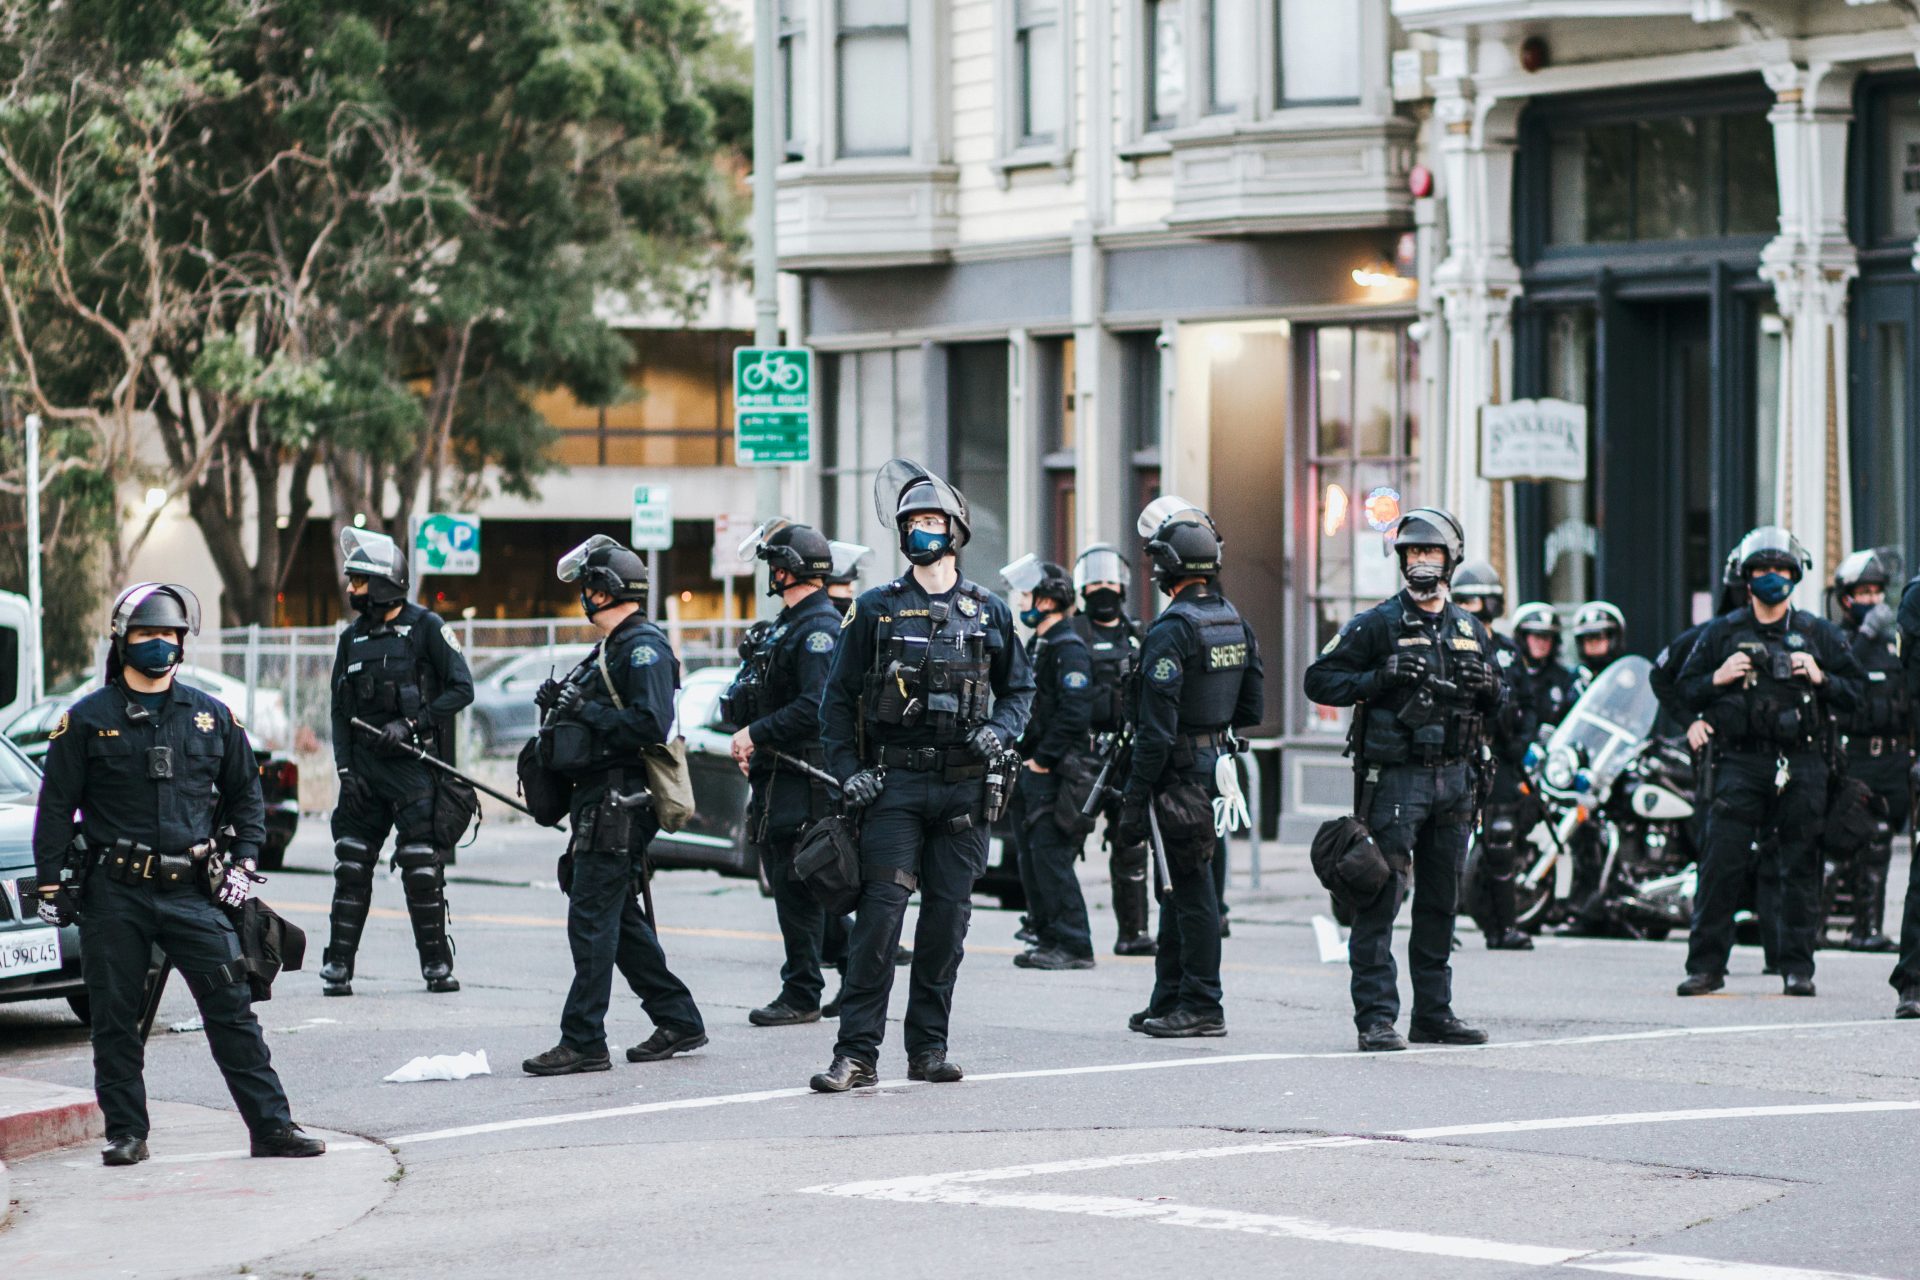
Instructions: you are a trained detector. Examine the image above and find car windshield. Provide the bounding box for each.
[0,736,40,800]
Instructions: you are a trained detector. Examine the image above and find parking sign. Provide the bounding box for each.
[631,485,673,551]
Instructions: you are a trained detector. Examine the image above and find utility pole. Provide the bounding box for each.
[752,0,781,532]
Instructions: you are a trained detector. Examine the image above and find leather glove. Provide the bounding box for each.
[1456,658,1494,695]
[1116,796,1150,847]
[35,884,78,927]
[841,768,884,811]
[534,678,565,712]
[215,859,261,909]
[551,683,587,721]
[337,767,372,808]
[1380,652,1428,689]
[376,718,416,755]
[966,726,1003,761]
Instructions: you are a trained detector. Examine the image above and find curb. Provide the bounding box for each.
[0,1079,103,1164]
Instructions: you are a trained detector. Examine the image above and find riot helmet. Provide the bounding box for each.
[1730,525,1811,608]
[339,527,409,611]
[1001,554,1074,623]
[1074,543,1130,623]
[1571,601,1626,668]
[1511,601,1561,661]
[826,540,874,587]
[558,534,649,615]
[1137,496,1221,591]
[1832,546,1901,630]
[874,459,970,565]
[1450,560,1505,620]
[739,518,833,595]
[1391,507,1464,600]
[107,582,201,684]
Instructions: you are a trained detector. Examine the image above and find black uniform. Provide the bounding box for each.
[1125,583,1263,1023]
[325,603,475,981]
[820,573,1034,1067]
[1837,608,1907,948]
[1522,655,1576,731]
[1651,620,1713,729]
[1305,593,1502,1031]
[1073,612,1151,944]
[1010,620,1095,959]
[1889,583,1920,996]
[545,614,704,1054]
[1677,606,1863,982]
[1469,631,1536,941]
[728,589,850,1012]
[33,682,293,1144]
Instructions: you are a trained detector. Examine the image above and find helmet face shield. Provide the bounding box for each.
[736,517,796,563]
[875,459,968,530]
[1137,496,1211,540]
[828,540,873,584]
[999,553,1045,595]
[1732,525,1812,581]
[1073,544,1129,590]
[110,582,203,639]
[558,534,621,584]
[338,528,408,585]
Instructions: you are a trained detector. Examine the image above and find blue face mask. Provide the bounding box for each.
[905,528,950,564]
[1020,606,1043,628]
[124,638,181,678]
[1750,572,1793,606]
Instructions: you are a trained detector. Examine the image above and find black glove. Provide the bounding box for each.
[337,768,372,808]
[1116,796,1150,847]
[36,883,78,927]
[1380,652,1428,689]
[376,718,416,755]
[534,678,565,712]
[841,768,884,810]
[1456,658,1494,695]
[966,726,1003,761]
[551,684,588,721]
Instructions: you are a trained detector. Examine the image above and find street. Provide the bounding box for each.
[2,824,1917,1279]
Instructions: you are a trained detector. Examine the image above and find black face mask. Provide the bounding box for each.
[829,594,852,617]
[349,589,378,615]
[1083,588,1124,624]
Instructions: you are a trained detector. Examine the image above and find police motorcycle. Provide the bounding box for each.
[1489,656,1700,936]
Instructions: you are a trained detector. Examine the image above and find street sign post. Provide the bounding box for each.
[413,513,482,574]
[631,484,674,551]
[734,347,812,465]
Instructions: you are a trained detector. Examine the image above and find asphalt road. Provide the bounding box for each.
[3,822,1917,1279]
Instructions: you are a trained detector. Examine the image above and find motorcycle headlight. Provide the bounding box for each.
[1543,750,1575,791]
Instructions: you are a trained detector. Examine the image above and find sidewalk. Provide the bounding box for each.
[0,1080,394,1277]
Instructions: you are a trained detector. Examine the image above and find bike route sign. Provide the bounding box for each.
[734,347,812,465]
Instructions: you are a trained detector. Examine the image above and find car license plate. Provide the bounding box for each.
[0,927,62,978]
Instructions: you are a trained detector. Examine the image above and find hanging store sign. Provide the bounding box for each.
[1479,398,1588,483]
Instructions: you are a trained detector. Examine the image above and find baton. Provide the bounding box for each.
[351,717,533,817]
[769,750,843,791]
[1145,801,1174,905]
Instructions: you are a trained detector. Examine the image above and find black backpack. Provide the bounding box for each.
[517,736,575,828]
[791,814,863,916]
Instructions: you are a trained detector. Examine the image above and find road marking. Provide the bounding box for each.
[387,1017,1905,1146]
[1398,1100,1920,1140]
[1310,915,1347,963]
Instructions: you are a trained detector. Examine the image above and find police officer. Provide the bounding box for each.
[825,540,873,618]
[1072,543,1155,956]
[1651,549,1746,733]
[1114,498,1262,1039]
[523,536,707,1075]
[1003,555,1096,971]
[33,584,324,1165]
[1832,549,1905,953]
[1571,601,1628,691]
[1452,562,1536,951]
[725,519,851,1025]
[1511,603,1576,732]
[812,459,1035,1091]
[1676,526,1863,997]
[1304,507,1500,1053]
[1892,567,1920,1018]
[319,529,475,996]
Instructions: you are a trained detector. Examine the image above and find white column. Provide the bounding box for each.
[1759,62,1857,595]
[1428,65,1523,580]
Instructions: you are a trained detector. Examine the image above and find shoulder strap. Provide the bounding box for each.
[595,644,625,710]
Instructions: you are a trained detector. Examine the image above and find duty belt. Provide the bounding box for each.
[1406,745,1470,768]
[97,840,212,888]
[877,743,986,779]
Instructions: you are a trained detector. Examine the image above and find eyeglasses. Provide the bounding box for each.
[907,514,948,532]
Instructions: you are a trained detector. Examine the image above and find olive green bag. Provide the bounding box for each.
[596,646,696,833]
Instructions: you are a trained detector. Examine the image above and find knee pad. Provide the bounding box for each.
[396,842,443,896]
[1484,815,1518,852]
[332,839,375,893]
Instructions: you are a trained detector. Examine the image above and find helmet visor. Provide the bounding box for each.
[874,458,967,530]
[736,517,796,563]
[1074,545,1129,590]
[1137,496,1210,539]
[829,540,873,582]
[338,527,406,582]
[113,582,203,637]
[557,534,620,584]
[999,553,1045,594]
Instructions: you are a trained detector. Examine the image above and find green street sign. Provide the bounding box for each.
[413,513,481,574]
[734,347,812,465]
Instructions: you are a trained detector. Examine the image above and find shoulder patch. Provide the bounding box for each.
[806,630,836,654]
[1319,633,1341,656]
[1149,656,1179,684]
[1063,670,1090,690]
[443,628,462,653]
[48,712,68,740]
[1654,646,1669,667]
[1494,647,1514,668]
[841,600,856,628]
[631,643,660,668]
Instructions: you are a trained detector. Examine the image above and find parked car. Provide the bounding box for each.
[0,735,89,1021]
[5,691,301,870]
[467,646,594,755]
[650,664,1027,910]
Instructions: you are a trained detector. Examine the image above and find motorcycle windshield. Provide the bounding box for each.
[1545,655,1659,793]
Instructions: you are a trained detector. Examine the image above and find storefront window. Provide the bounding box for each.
[779,0,809,159]
[949,342,1011,579]
[1039,337,1077,564]
[1753,309,1784,529]
[1540,309,1595,607]
[1276,0,1359,107]
[1547,110,1777,246]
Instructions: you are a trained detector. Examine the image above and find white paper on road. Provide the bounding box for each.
[384,1050,492,1083]
[169,1016,205,1033]
[1311,915,1347,964]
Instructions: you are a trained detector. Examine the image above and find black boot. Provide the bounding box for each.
[101,1136,149,1166]
[1408,1015,1489,1045]
[821,980,845,1019]
[1114,932,1158,956]
[749,999,822,1027]
[1847,861,1895,952]
[1484,873,1533,950]
[422,961,460,994]
[907,1051,964,1082]
[251,1124,327,1158]
[1142,1008,1226,1038]
[627,1026,708,1062]
[1896,986,1920,1019]
[318,947,354,997]
[810,1055,878,1092]
[523,1044,612,1075]
[1676,972,1726,996]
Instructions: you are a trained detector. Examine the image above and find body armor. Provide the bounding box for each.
[1842,626,1907,737]
[860,582,997,748]
[1354,599,1489,765]
[1160,593,1249,732]
[1075,615,1139,733]
[342,623,427,723]
[720,622,775,728]
[1705,613,1820,748]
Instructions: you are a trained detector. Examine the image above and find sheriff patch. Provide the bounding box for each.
[1149,657,1179,684]
[1455,617,1474,637]
[1449,638,1481,651]
[631,644,660,667]
[1063,670,1090,689]
[1494,648,1514,668]
[194,711,215,733]
[957,596,978,617]
[1785,633,1806,650]
[806,631,836,654]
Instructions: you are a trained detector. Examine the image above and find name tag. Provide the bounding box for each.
[1449,638,1481,651]
[1397,636,1432,647]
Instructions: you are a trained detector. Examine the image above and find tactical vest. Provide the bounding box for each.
[1711,612,1819,747]
[546,622,676,775]
[1074,616,1138,732]
[342,618,427,721]
[860,581,996,746]
[1354,599,1488,766]
[720,621,775,728]
[1160,592,1249,732]
[1843,626,1908,737]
